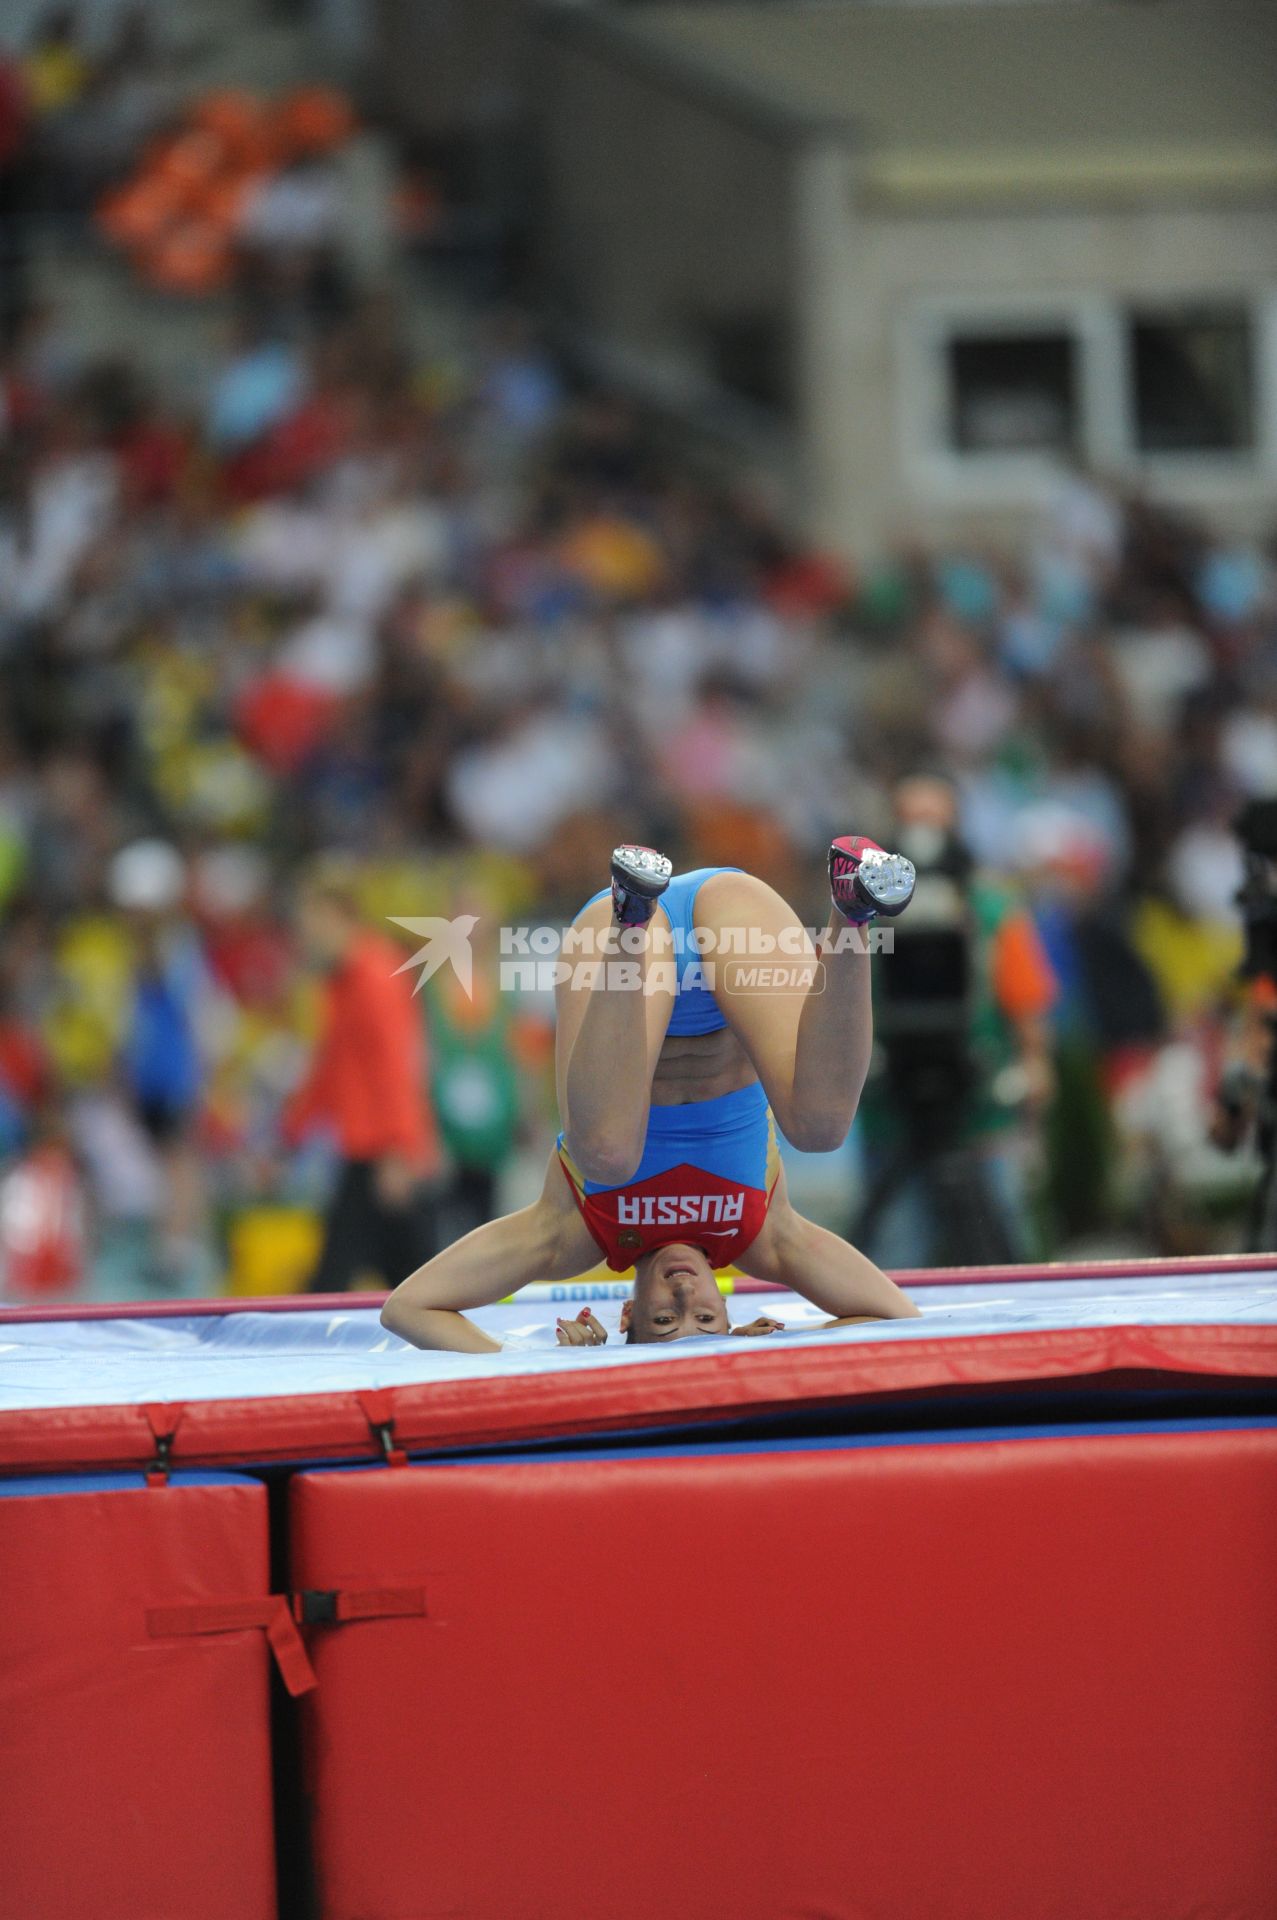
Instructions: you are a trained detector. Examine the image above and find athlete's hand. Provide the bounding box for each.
[729,1315,786,1337]
[555,1310,608,1347]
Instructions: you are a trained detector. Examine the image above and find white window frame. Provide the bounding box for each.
[899,288,1277,509]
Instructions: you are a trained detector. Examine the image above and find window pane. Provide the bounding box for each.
[1129,306,1255,455]
[946,332,1078,455]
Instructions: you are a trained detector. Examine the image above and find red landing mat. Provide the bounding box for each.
[0,1471,290,1920]
[290,1426,1277,1920]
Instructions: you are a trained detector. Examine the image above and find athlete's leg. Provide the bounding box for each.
[695,868,876,1151]
[380,1150,602,1350]
[555,875,678,1188]
[742,1164,920,1319]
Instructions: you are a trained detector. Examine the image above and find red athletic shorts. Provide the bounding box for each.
[557,1082,779,1272]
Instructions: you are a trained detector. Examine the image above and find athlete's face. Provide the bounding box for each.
[625,1244,731,1342]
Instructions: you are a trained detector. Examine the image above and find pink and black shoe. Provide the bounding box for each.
[828,835,915,924]
[610,844,673,927]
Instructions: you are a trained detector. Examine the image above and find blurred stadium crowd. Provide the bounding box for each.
[0,12,1273,1300]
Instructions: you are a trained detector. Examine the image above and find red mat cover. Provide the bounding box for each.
[290,1427,1277,1920]
[0,1473,285,1920]
[3,1320,1277,1474]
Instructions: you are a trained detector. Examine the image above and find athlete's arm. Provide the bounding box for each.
[381,1153,601,1353]
[382,1298,504,1354]
[780,1229,919,1320]
[731,1313,899,1336]
[380,1209,542,1353]
[741,1168,920,1320]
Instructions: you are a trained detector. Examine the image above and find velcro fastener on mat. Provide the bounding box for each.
[147,1595,317,1695]
[292,1584,427,1625]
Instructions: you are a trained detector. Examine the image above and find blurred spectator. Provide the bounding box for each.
[284,870,440,1292]
[0,1123,86,1300]
[106,837,215,1294]
[426,906,522,1244]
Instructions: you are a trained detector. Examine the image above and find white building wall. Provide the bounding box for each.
[799,183,1277,556]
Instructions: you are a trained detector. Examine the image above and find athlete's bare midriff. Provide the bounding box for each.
[642,869,762,1106]
[649,1024,757,1106]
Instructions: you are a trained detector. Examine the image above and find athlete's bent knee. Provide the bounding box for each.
[778,1107,852,1154]
[565,1134,643,1190]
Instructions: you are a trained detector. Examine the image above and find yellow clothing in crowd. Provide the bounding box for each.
[1131,896,1242,1027]
[24,44,89,115]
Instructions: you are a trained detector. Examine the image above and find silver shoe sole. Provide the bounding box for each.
[854,848,916,911]
[611,845,673,896]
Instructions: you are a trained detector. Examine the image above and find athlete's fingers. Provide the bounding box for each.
[557,1315,606,1346]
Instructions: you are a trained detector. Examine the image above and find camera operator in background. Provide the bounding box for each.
[852,774,1057,1267]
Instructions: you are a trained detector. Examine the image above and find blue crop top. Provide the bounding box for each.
[578,865,742,1036]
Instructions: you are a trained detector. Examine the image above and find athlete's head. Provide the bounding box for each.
[622,1243,731,1343]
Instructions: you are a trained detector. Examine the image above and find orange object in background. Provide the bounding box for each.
[201,172,257,235]
[97,84,355,298]
[990,907,1058,1023]
[143,221,234,296]
[97,176,182,252]
[275,85,354,158]
[190,89,276,171]
[154,130,225,209]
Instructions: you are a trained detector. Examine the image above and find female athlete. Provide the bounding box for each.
[381,839,921,1350]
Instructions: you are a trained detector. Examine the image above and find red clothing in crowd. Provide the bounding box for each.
[283,930,438,1172]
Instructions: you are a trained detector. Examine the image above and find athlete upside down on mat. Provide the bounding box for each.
[380,838,922,1351]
